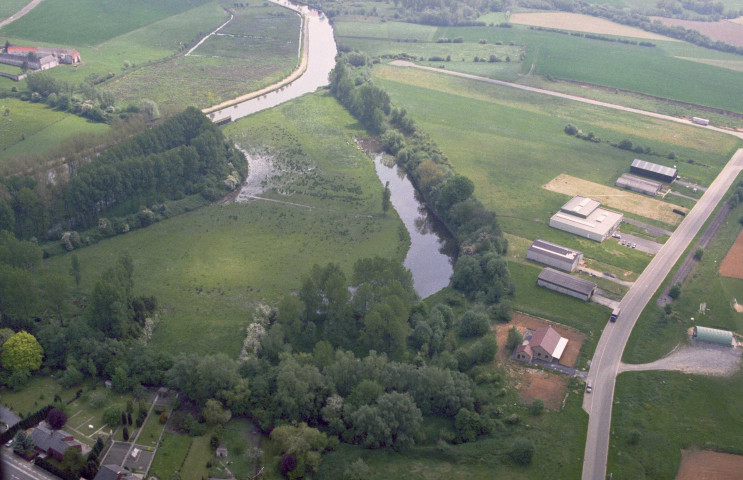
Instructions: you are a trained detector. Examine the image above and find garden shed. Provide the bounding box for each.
[693,326,733,346]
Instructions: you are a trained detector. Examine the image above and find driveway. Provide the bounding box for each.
[0,407,20,430]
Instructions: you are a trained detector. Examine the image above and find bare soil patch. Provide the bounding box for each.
[509,12,675,41]
[544,173,686,225]
[651,17,743,47]
[516,369,568,410]
[720,229,743,279]
[495,312,586,367]
[676,448,743,480]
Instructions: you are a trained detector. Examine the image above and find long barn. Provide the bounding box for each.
[630,159,677,183]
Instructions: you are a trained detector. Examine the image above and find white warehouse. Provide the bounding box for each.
[549,196,623,242]
[526,239,583,272]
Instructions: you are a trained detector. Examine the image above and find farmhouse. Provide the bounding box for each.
[94,465,135,480]
[549,196,623,242]
[537,267,596,301]
[630,158,677,183]
[0,45,81,72]
[526,239,583,272]
[615,173,662,196]
[515,326,568,363]
[692,326,733,346]
[29,424,82,461]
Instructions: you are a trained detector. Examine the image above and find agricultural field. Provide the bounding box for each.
[42,93,408,357]
[651,16,743,47]
[509,12,675,40]
[720,230,743,278]
[104,5,301,110]
[0,0,29,23]
[0,97,108,165]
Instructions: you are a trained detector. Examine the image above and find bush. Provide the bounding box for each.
[668,283,681,300]
[159,412,168,424]
[506,326,523,351]
[694,248,704,261]
[528,399,544,416]
[510,437,535,465]
[457,311,490,338]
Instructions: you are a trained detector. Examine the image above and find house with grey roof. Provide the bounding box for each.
[94,464,135,480]
[30,424,82,461]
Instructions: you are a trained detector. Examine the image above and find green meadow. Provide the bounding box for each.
[42,93,407,357]
[0,0,28,22]
[0,98,108,165]
[104,4,301,110]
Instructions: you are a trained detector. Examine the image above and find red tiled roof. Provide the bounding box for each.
[8,46,37,53]
[530,327,562,356]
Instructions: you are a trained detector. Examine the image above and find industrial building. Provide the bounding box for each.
[615,173,662,196]
[692,326,734,346]
[537,267,596,301]
[549,196,623,242]
[526,239,583,272]
[630,159,677,183]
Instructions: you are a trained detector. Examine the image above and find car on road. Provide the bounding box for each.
[631,243,636,248]
[586,382,593,393]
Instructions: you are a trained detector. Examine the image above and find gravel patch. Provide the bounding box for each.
[619,341,742,377]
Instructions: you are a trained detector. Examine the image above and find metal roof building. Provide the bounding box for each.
[550,196,623,242]
[537,267,596,301]
[630,159,677,183]
[615,173,662,196]
[526,239,583,272]
[693,326,733,346]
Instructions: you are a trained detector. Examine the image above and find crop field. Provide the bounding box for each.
[42,94,407,356]
[0,98,108,164]
[104,5,300,110]
[0,0,28,22]
[509,12,675,40]
[0,0,211,46]
[543,174,686,225]
[675,449,743,480]
[720,230,743,278]
[372,65,737,273]
[651,17,743,47]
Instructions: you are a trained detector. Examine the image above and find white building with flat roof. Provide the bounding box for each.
[550,196,623,242]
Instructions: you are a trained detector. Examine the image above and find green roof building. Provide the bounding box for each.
[692,326,734,346]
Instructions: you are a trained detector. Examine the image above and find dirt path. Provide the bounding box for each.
[0,0,46,28]
[619,343,742,377]
[185,13,234,56]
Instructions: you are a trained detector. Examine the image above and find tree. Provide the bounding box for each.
[270,423,328,474]
[350,392,422,450]
[457,310,490,338]
[47,408,68,429]
[61,447,85,478]
[343,458,370,480]
[202,399,232,426]
[382,181,391,213]
[1,331,43,372]
[506,326,523,351]
[122,426,130,441]
[694,248,704,261]
[510,437,535,465]
[437,175,474,210]
[140,99,160,121]
[102,406,122,426]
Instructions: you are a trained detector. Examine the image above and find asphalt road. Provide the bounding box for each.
[1,449,60,480]
[581,148,743,480]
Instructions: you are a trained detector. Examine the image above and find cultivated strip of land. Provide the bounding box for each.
[509,12,676,41]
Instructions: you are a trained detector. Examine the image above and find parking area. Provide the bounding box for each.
[615,233,662,254]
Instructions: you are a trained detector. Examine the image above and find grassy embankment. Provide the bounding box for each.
[335,17,743,125]
[609,179,743,478]
[0,97,108,164]
[42,93,408,357]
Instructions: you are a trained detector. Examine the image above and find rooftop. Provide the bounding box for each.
[528,239,582,262]
[538,267,597,296]
[30,424,81,455]
[530,326,568,360]
[616,173,662,194]
[560,196,601,218]
[631,159,677,178]
[550,206,623,237]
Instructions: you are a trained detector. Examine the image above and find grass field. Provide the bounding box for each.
[148,432,192,480]
[0,0,211,46]
[0,0,29,22]
[372,65,738,276]
[0,98,108,163]
[41,93,408,357]
[104,5,300,110]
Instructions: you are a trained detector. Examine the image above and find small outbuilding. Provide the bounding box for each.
[615,173,662,196]
[216,447,228,458]
[537,267,596,301]
[630,159,677,183]
[526,239,583,272]
[693,326,733,346]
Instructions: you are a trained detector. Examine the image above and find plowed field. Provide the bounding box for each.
[676,449,743,480]
[719,229,743,279]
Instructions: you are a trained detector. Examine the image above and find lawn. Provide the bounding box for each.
[0,0,29,22]
[103,4,300,110]
[41,93,408,357]
[0,0,212,46]
[371,64,738,275]
[148,432,192,480]
[180,433,212,480]
[0,98,108,164]
[138,408,169,449]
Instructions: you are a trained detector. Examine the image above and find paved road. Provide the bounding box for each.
[582,148,743,480]
[1,449,60,480]
[0,0,46,28]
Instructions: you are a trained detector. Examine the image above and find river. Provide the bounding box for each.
[215,0,455,297]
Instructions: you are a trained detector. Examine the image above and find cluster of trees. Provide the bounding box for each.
[0,107,247,242]
[23,73,119,123]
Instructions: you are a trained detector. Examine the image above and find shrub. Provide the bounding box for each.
[510,437,535,465]
[457,311,490,338]
[122,427,129,441]
[159,412,168,424]
[668,283,681,300]
[506,326,523,351]
[528,399,544,416]
[47,408,67,429]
